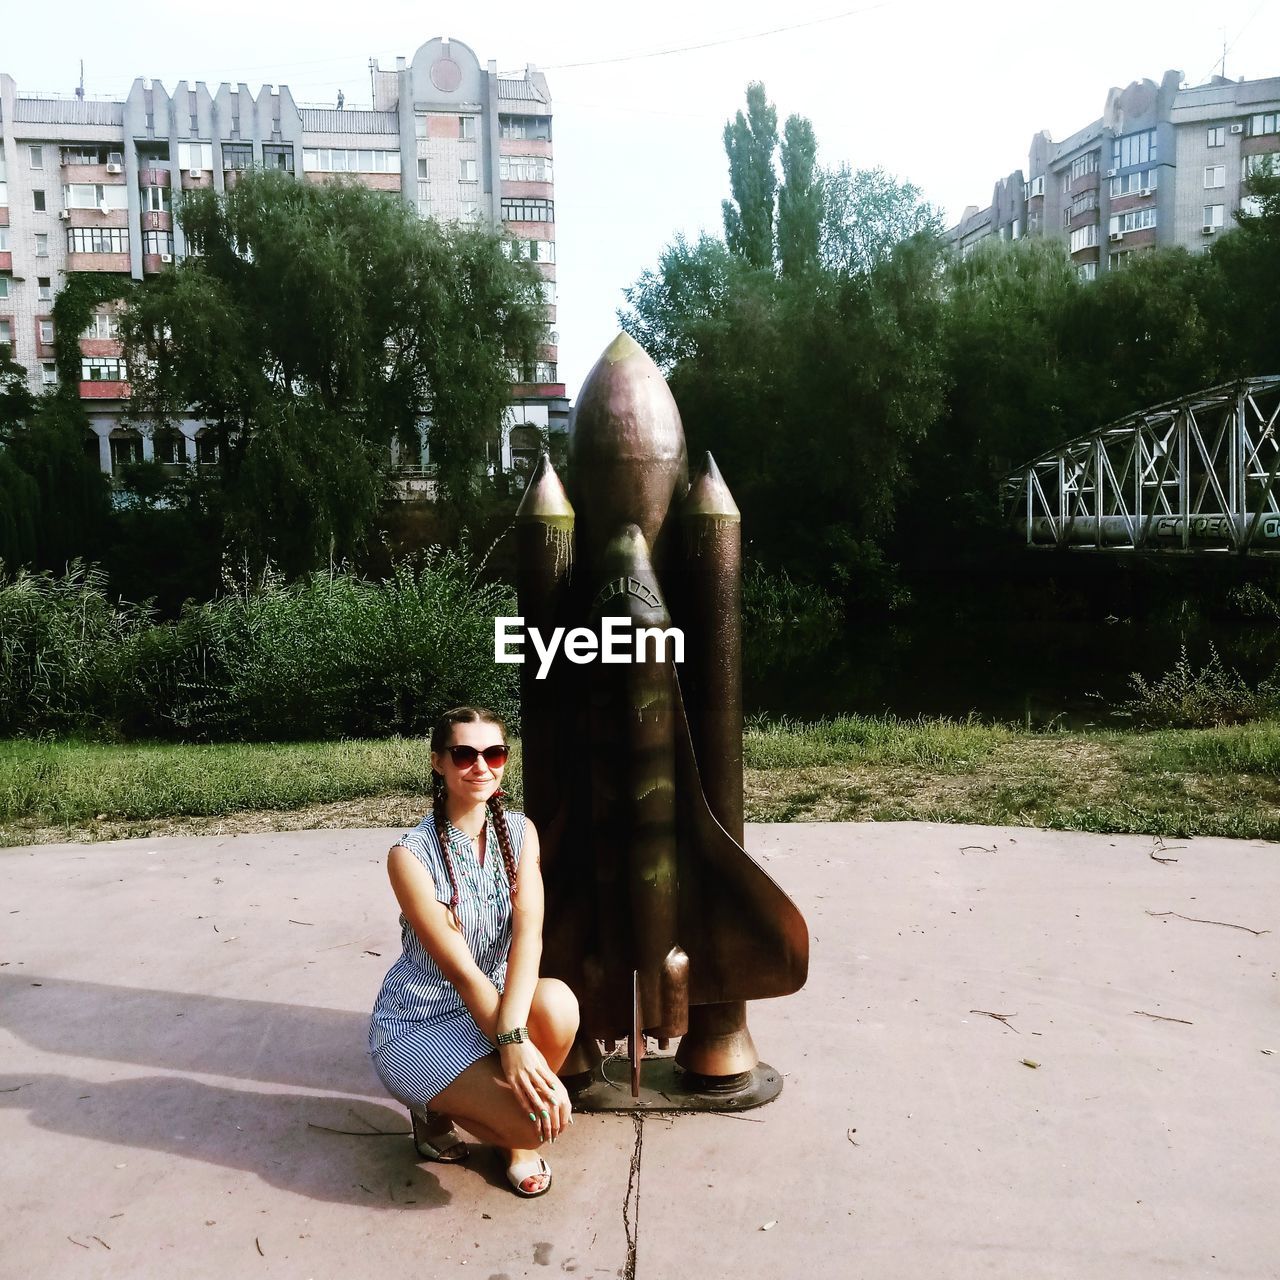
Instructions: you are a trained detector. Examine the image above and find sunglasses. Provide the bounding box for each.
[446,744,509,768]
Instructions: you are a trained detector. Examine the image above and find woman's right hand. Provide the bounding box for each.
[499,1040,573,1141]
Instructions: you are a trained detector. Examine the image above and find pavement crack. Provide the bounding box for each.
[622,1112,644,1280]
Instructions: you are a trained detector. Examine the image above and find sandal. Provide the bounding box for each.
[506,1155,552,1198]
[410,1109,470,1163]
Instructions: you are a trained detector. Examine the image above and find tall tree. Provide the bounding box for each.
[123,169,544,575]
[722,82,778,270]
[821,165,942,277]
[777,115,822,278]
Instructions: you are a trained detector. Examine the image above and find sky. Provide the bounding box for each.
[6,0,1279,395]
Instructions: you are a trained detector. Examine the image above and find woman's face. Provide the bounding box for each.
[433,719,507,806]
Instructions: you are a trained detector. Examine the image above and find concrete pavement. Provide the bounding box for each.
[2,822,1277,1279]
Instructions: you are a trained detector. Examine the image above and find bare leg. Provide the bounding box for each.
[430,979,580,1193]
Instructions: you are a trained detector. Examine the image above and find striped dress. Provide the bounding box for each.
[368,809,527,1107]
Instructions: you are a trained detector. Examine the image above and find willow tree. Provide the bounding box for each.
[123,169,544,576]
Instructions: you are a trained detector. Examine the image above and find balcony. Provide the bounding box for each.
[79,379,130,400]
[60,162,126,185]
[1069,168,1100,197]
[66,252,131,274]
[0,252,11,272]
[138,168,171,189]
[0,208,8,227]
[142,253,173,275]
[141,210,172,232]
[80,338,123,358]
[510,382,566,399]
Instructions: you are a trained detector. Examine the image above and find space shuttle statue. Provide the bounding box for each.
[514,333,809,1108]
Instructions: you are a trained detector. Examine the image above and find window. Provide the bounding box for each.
[1010,218,1022,241]
[1203,204,1225,229]
[1113,129,1157,169]
[1069,224,1099,252]
[153,431,183,464]
[34,233,49,257]
[0,276,9,299]
[459,158,478,182]
[505,238,556,263]
[0,318,11,346]
[1204,166,1226,189]
[416,159,429,181]
[0,152,7,206]
[1207,126,1226,148]
[83,312,120,340]
[68,227,129,254]
[33,190,46,212]
[38,319,54,343]
[301,148,400,173]
[1109,169,1158,197]
[142,230,174,256]
[37,277,52,302]
[61,146,110,165]
[82,356,127,381]
[500,155,553,182]
[262,145,294,172]
[1077,262,1097,281]
[460,199,479,222]
[28,145,43,169]
[0,228,9,251]
[1249,112,1279,136]
[1109,207,1158,234]
[1024,175,1045,199]
[501,197,554,223]
[498,115,552,141]
[110,434,143,467]
[460,115,476,140]
[540,280,556,306]
[65,183,128,211]
[415,113,428,138]
[141,186,172,213]
[41,362,57,385]
[535,361,557,383]
[177,142,213,172]
[1070,152,1099,181]
[1243,153,1279,180]
[195,431,218,464]
[222,143,254,170]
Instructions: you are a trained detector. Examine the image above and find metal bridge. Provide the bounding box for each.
[1005,377,1280,553]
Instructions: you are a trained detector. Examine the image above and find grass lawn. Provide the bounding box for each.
[2,717,1279,847]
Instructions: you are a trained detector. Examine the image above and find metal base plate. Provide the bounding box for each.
[569,1053,783,1113]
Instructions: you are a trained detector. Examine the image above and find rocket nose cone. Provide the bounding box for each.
[569,335,687,550]
[515,452,575,523]
[683,450,741,520]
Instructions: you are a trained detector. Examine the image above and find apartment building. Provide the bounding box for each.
[0,35,565,479]
[951,68,1280,279]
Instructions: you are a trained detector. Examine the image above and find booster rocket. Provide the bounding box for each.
[515,333,809,1102]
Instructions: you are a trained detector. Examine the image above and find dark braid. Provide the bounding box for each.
[430,705,517,908]
[486,788,519,900]
[431,768,463,920]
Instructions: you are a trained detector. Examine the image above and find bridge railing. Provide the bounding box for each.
[1003,376,1280,553]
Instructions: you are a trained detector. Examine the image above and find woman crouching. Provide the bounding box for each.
[368,706,579,1197]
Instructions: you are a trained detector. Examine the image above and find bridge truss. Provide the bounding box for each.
[1005,377,1280,553]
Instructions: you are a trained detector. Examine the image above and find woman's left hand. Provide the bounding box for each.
[499,1040,573,1142]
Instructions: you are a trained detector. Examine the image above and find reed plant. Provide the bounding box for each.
[0,550,518,741]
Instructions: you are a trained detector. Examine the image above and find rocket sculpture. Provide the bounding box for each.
[515,333,809,1106]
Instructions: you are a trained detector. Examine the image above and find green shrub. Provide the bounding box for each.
[0,550,519,741]
[1120,645,1280,728]
[0,563,139,733]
